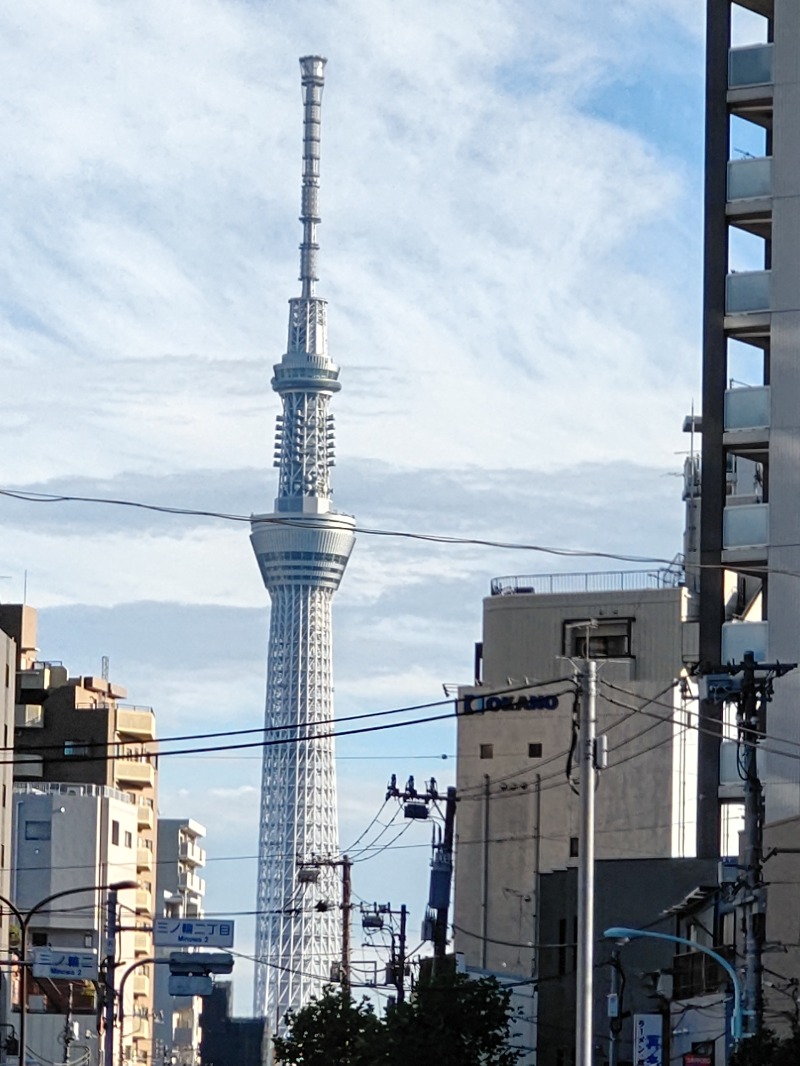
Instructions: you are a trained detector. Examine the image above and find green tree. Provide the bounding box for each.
[273,972,523,1066]
[272,985,382,1066]
[383,972,523,1066]
[729,1028,800,1066]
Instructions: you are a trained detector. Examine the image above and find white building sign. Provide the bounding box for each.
[634,1013,663,1066]
[154,918,235,947]
[32,949,98,981]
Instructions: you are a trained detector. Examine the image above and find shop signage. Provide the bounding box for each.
[460,693,559,715]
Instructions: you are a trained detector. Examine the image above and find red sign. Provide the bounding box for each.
[683,1055,712,1066]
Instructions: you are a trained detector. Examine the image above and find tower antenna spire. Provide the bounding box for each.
[298,55,326,299]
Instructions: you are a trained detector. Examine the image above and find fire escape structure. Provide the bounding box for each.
[250,55,356,1024]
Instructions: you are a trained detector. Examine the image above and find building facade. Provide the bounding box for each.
[698,0,800,851]
[12,784,139,1065]
[0,603,157,1064]
[454,572,698,1061]
[250,57,355,1024]
[0,626,15,1059]
[153,817,207,1065]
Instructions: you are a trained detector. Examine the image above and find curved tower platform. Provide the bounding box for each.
[251,56,355,1025]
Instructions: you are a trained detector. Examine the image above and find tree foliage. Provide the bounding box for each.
[272,973,523,1066]
[272,985,382,1066]
[729,1028,800,1066]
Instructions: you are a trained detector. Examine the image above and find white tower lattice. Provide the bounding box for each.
[251,56,355,1024]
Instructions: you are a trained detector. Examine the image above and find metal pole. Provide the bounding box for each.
[575,658,597,1066]
[739,651,763,1037]
[61,985,74,1065]
[481,774,490,970]
[607,949,621,1066]
[397,905,407,1004]
[341,857,351,994]
[103,886,120,1066]
[433,786,457,968]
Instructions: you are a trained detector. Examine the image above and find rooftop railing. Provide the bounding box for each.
[490,565,684,597]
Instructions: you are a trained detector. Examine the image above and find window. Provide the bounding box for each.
[569,836,579,858]
[111,820,120,846]
[25,820,51,841]
[563,618,633,659]
[528,743,543,759]
[124,831,133,849]
[31,931,47,947]
[2,784,6,807]
[479,744,494,760]
[64,739,90,757]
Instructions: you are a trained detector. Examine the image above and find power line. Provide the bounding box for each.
[7,486,800,579]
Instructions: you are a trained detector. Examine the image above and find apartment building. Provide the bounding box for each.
[153,818,207,1066]
[0,603,158,1064]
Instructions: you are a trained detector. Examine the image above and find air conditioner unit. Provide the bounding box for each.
[28,995,47,1012]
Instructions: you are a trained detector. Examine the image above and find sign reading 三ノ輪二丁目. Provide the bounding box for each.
[634,1013,664,1066]
[32,948,98,981]
[153,918,235,948]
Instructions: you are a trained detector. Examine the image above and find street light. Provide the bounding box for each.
[603,926,744,1045]
[0,880,138,1066]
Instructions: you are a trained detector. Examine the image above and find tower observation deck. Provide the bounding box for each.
[250,56,355,1024]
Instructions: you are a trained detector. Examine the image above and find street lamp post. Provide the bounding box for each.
[604,926,744,1045]
[0,880,137,1066]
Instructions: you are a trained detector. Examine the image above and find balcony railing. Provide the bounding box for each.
[722,621,768,664]
[728,156,772,201]
[490,565,684,597]
[116,709,156,740]
[726,271,771,314]
[723,503,769,549]
[728,43,773,88]
[115,759,155,789]
[179,839,207,867]
[724,385,770,431]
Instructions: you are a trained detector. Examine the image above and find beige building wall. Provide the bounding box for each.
[455,583,697,978]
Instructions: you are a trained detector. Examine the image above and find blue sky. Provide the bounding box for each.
[0,0,711,1012]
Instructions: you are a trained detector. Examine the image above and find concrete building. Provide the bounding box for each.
[698,0,800,851]
[0,603,158,1065]
[454,570,698,1062]
[12,783,139,1065]
[153,818,207,1066]
[199,983,268,1066]
[0,626,15,1058]
[537,857,717,1066]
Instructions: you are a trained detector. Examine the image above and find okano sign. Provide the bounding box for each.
[460,693,559,715]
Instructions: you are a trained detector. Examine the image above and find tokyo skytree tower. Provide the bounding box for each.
[250,56,355,1024]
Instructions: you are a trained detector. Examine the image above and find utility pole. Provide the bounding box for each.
[61,985,74,1064]
[432,786,457,970]
[299,855,353,992]
[341,855,352,993]
[575,656,597,1066]
[607,949,622,1066]
[361,903,408,1002]
[103,884,123,1066]
[385,773,455,967]
[703,651,796,1040]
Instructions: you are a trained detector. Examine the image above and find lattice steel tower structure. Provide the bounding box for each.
[251,56,355,1024]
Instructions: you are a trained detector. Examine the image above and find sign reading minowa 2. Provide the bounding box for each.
[459,693,560,715]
